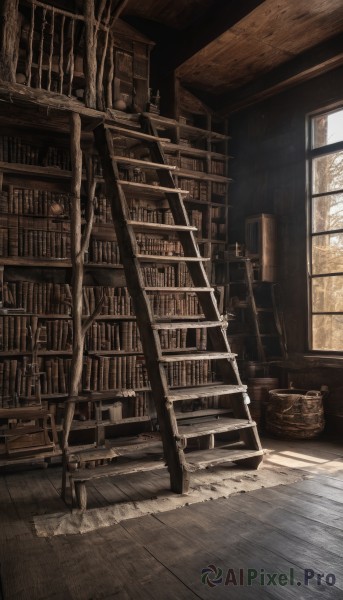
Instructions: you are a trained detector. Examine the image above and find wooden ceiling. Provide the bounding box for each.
[122,0,343,112]
[177,0,343,92]
[123,0,218,30]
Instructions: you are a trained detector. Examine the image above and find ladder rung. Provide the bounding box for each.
[105,124,171,143]
[111,155,176,171]
[127,221,197,233]
[176,408,233,419]
[119,180,189,195]
[145,287,213,292]
[160,352,236,363]
[137,255,210,262]
[168,384,247,402]
[153,321,224,330]
[177,418,253,440]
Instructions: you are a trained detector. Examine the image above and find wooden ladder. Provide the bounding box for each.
[93,115,263,494]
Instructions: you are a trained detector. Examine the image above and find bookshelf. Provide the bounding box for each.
[146,109,230,297]
[0,100,230,456]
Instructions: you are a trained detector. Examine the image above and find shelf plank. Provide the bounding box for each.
[162,141,226,160]
[145,114,230,140]
[175,167,231,183]
[160,351,235,362]
[153,320,223,330]
[145,286,213,292]
[105,124,170,143]
[136,254,209,262]
[0,257,71,267]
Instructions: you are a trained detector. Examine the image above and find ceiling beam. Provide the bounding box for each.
[216,32,343,114]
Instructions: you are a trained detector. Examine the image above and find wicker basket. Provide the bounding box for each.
[266,389,324,439]
[247,378,279,430]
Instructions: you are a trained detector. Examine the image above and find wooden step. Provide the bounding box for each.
[0,408,49,419]
[105,124,171,143]
[119,180,189,195]
[137,255,209,262]
[160,351,235,362]
[128,220,197,232]
[177,418,253,440]
[6,442,55,457]
[68,447,120,466]
[111,155,176,170]
[68,436,162,467]
[168,383,247,402]
[71,456,166,483]
[185,447,264,470]
[145,286,212,292]
[1,426,48,438]
[153,321,223,330]
[175,408,233,420]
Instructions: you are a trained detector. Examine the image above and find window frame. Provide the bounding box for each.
[307,106,343,354]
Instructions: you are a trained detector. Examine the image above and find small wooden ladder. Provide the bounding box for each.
[93,114,263,494]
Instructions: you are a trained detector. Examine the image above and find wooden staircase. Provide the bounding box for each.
[91,114,263,495]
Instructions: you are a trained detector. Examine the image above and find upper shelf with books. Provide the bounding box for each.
[145,114,230,142]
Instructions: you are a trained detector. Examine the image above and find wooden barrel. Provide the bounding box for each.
[266,389,325,439]
[247,377,279,429]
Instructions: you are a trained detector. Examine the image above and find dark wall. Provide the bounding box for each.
[229,66,343,355]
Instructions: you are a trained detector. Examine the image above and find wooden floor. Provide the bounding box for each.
[1,437,343,599]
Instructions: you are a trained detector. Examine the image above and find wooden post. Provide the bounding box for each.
[106,32,114,108]
[63,112,81,433]
[62,115,102,501]
[0,0,20,82]
[83,0,96,108]
[96,1,112,111]
[62,112,83,499]
[83,0,98,109]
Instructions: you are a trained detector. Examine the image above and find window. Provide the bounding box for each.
[309,108,343,351]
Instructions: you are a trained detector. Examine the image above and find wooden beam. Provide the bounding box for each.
[0,81,105,119]
[168,0,267,72]
[84,0,97,109]
[217,32,343,114]
[111,0,129,24]
[0,0,20,82]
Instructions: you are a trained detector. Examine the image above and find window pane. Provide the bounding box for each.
[312,151,343,194]
[312,276,343,312]
[312,232,343,274]
[312,194,343,232]
[312,109,343,148]
[312,314,343,351]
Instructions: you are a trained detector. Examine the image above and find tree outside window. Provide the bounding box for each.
[309,108,343,351]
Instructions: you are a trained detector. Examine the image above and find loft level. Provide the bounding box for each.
[1,1,154,113]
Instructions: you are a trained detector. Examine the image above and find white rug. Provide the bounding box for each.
[33,457,306,537]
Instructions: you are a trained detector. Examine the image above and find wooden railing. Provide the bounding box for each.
[0,0,140,112]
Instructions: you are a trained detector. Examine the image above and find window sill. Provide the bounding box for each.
[274,353,343,369]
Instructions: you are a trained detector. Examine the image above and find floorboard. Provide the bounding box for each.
[1,438,343,599]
